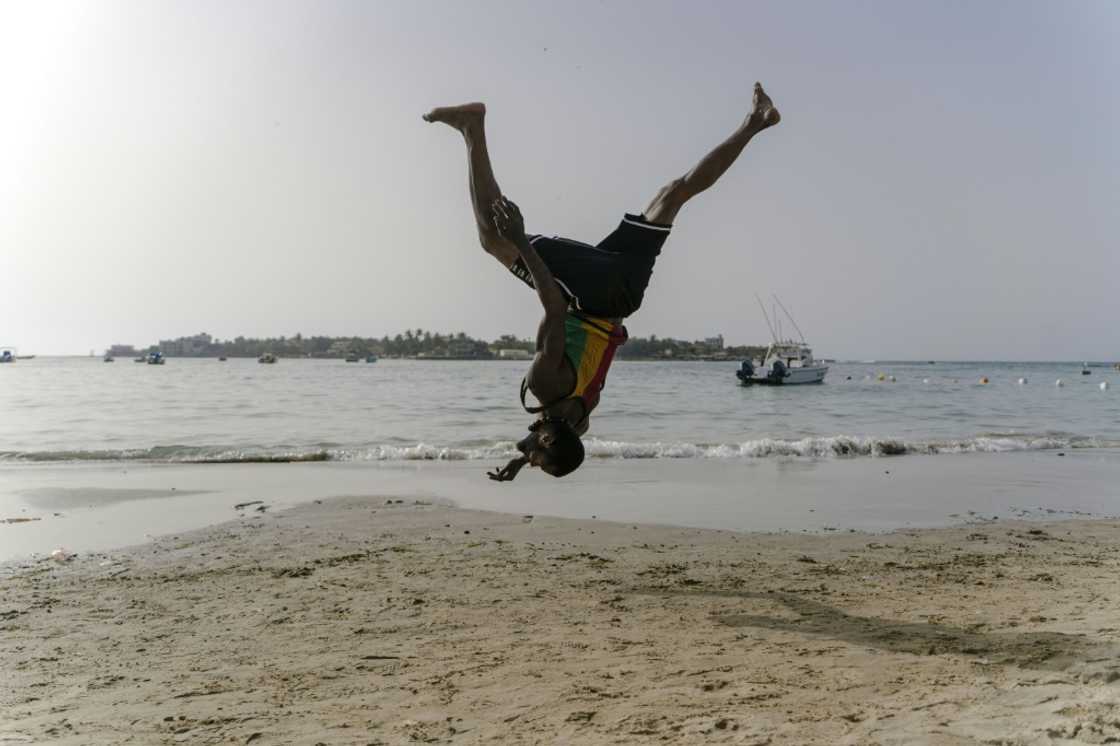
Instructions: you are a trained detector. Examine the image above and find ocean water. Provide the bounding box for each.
[2,357,1119,559]
[1,357,1118,464]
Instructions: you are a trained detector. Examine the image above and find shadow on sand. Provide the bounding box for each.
[644,588,1118,678]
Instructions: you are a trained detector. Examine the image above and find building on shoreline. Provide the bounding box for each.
[159,333,215,356]
[107,344,139,358]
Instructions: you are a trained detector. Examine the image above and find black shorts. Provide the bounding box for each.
[509,213,672,318]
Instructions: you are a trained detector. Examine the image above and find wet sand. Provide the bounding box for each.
[3,449,1119,562]
[2,498,1118,744]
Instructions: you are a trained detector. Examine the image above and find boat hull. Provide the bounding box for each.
[738,365,828,386]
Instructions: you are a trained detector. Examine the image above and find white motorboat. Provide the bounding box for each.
[737,342,828,385]
[258,352,278,364]
[736,295,828,386]
[147,351,166,365]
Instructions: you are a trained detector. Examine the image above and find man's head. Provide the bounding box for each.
[516,417,585,477]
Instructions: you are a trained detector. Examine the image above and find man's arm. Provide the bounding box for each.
[487,455,527,482]
[492,197,567,316]
[492,198,567,371]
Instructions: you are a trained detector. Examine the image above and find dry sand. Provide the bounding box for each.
[2,497,1118,745]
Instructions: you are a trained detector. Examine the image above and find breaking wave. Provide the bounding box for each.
[0,433,1112,464]
[0,445,332,464]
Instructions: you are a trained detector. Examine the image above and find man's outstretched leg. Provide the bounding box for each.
[642,82,781,225]
[423,103,519,267]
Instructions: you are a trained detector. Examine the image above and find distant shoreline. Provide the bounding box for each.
[15,356,1119,365]
[99,331,767,363]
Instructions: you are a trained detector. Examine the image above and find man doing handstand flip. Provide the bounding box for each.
[423,83,780,481]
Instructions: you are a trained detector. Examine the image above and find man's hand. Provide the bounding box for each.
[491,196,527,245]
[487,456,528,482]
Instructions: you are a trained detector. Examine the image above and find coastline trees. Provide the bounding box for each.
[145,331,759,360]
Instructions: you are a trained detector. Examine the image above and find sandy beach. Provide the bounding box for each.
[2,497,1118,745]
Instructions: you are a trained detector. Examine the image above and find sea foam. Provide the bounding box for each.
[0,434,1107,464]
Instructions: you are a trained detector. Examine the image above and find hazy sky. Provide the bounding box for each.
[2,0,1117,359]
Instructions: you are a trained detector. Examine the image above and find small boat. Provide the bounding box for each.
[736,295,828,386]
[344,353,359,363]
[218,356,228,362]
[103,354,115,363]
[146,351,165,365]
[134,356,146,363]
[365,354,378,363]
[1081,364,1091,376]
[258,352,278,364]
[737,342,829,385]
[0,349,14,364]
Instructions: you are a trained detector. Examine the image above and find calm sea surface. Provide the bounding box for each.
[3,357,1119,560]
[2,357,1118,463]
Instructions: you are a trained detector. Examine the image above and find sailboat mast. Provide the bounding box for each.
[755,294,779,344]
[773,295,807,344]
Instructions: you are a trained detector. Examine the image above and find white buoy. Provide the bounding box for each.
[1018,377,1027,385]
[1102,381,1110,391]
[1055,379,1064,387]
[922,378,930,384]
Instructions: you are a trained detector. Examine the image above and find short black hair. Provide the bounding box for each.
[539,420,585,477]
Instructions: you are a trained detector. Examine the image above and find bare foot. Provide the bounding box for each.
[745,82,780,131]
[422,102,486,132]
